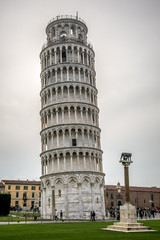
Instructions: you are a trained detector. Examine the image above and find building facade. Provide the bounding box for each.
[0,182,5,192]
[1,180,41,210]
[40,15,105,219]
[104,184,160,211]
[1,180,159,214]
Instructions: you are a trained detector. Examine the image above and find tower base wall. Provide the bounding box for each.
[41,171,105,220]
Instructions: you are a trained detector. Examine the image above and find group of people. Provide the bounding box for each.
[90,211,96,221]
[107,206,160,220]
[137,207,159,219]
[53,209,63,221]
[53,209,97,221]
[107,207,120,220]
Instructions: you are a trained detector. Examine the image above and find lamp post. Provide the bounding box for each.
[116,182,122,207]
[116,182,121,194]
[119,153,132,203]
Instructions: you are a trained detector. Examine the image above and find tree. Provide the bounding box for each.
[0,193,11,216]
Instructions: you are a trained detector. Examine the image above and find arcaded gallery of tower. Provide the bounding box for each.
[40,15,105,219]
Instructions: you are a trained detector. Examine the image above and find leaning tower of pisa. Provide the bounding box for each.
[40,15,105,219]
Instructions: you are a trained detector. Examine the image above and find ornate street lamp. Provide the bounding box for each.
[116,182,122,208]
[116,182,121,193]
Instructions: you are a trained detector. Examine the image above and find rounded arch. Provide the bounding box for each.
[45,179,51,187]
[82,176,91,188]
[67,176,78,188]
[54,177,64,186]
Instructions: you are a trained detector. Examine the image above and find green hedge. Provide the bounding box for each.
[10,211,41,217]
[0,193,11,216]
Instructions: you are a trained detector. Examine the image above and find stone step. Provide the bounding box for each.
[107,225,151,231]
[114,222,144,227]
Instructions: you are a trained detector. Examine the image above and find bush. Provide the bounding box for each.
[0,193,11,216]
[10,211,41,218]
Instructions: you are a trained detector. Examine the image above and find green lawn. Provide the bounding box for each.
[0,221,159,240]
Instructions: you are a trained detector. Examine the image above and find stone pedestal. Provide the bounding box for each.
[120,203,137,223]
[102,203,156,232]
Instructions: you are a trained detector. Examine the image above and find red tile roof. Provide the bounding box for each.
[2,180,41,185]
[104,185,160,193]
[0,182,4,187]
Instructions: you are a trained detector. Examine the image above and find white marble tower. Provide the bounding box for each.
[40,15,105,219]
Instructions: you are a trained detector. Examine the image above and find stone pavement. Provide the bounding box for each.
[0,220,110,225]
[0,216,160,226]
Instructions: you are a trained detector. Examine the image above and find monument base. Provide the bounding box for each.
[102,203,156,232]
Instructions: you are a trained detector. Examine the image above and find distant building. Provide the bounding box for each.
[1,180,41,210]
[104,185,160,210]
[2,179,159,213]
[0,182,5,192]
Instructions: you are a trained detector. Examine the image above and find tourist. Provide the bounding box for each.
[60,210,63,220]
[90,211,93,221]
[55,209,58,220]
[92,211,96,221]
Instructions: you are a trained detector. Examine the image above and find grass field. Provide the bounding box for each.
[0,220,159,240]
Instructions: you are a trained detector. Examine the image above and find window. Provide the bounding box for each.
[39,192,41,198]
[72,139,77,146]
[39,201,41,207]
[106,192,108,198]
[15,201,19,206]
[32,192,35,198]
[16,192,19,198]
[48,198,50,207]
[78,34,83,41]
[62,50,66,62]
[110,193,114,200]
[58,190,61,197]
[151,194,154,201]
[144,199,146,203]
[24,186,28,190]
[60,32,67,38]
[8,185,11,190]
[71,25,75,35]
[31,201,34,208]
[92,114,95,123]
[39,186,41,191]
[23,192,27,200]
[111,202,114,207]
[15,186,20,190]
[31,186,36,190]
[96,198,99,204]
[23,200,27,207]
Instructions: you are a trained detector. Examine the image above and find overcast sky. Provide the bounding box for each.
[0,0,160,187]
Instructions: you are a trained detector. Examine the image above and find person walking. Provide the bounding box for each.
[90,211,93,221]
[60,210,63,221]
[55,209,58,221]
[92,211,96,221]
